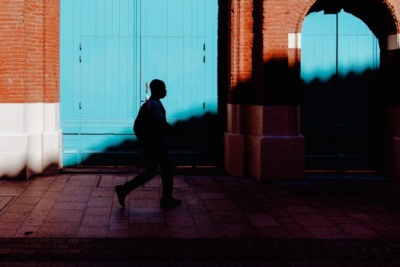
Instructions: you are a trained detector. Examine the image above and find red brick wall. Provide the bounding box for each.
[230,0,305,104]
[228,0,400,106]
[262,0,289,62]
[231,0,253,88]
[0,0,59,103]
[229,0,302,105]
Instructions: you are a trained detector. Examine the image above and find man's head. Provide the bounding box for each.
[150,79,167,99]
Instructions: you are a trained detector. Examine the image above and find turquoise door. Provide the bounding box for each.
[301,10,382,171]
[60,0,218,166]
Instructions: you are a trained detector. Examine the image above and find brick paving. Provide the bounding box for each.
[0,169,399,265]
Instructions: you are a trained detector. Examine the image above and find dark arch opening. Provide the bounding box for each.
[301,10,385,173]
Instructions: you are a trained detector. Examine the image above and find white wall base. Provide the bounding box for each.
[387,34,400,50]
[0,103,62,179]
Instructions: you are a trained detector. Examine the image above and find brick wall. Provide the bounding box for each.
[228,0,400,106]
[0,0,59,103]
[231,0,253,88]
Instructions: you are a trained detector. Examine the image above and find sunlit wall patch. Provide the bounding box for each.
[0,103,62,178]
[387,34,400,50]
[288,33,301,49]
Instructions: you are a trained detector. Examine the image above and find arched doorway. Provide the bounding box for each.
[301,10,384,173]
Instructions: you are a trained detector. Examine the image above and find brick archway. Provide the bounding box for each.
[224,0,400,180]
[293,0,400,178]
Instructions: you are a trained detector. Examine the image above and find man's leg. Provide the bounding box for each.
[159,146,181,208]
[115,144,158,207]
[124,167,157,190]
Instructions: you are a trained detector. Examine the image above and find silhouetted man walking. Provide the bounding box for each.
[115,79,181,209]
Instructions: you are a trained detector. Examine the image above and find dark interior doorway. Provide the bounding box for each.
[301,10,384,172]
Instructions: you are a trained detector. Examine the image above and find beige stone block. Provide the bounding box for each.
[224,132,244,177]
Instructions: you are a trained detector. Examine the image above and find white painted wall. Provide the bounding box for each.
[0,103,62,178]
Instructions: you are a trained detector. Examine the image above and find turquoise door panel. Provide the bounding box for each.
[60,0,83,134]
[138,0,214,121]
[80,135,140,166]
[301,10,381,171]
[80,36,136,134]
[61,0,139,166]
[135,0,219,165]
[140,36,206,121]
[301,12,337,83]
[62,135,81,166]
[301,12,338,169]
[337,13,379,76]
[60,0,218,166]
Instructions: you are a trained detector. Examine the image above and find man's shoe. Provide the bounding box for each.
[160,196,181,209]
[115,185,127,208]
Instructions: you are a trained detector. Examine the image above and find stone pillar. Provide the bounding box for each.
[224,0,304,180]
[0,0,61,178]
[224,104,304,180]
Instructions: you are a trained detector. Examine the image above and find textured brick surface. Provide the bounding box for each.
[0,0,59,103]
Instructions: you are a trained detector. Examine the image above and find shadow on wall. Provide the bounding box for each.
[63,54,387,174]
[79,112,225,168]
[301,69,386,172]
[228,55,387,172]
[1,163,60,180]
[230,58,302,106]
[68,57,303,169]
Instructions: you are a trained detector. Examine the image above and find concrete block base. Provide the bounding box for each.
[224,132,304,181]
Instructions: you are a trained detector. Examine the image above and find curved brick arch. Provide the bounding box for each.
[289,0,315,34]
[292,0,398,40]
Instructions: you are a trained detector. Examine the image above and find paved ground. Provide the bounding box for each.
[0,168,400,266]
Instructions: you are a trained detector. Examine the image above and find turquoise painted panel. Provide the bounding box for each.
[60,0,82,133]
[302,11,379,83]
[140,36,206,121]
[80,35,136,134]
[81,0,95,37]
[140,0,168,36]
[204,0,218,113]
[119,0,135,37]
[138,0,216,122]
[78,0,137,135]
[80,135,142,166]
[337,12,379,76]
[61,0,218,166]
[301,12,337,83]
[62,135,81,166]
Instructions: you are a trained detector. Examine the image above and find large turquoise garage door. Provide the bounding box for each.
[301,10,383,171]
[60,0,218,167]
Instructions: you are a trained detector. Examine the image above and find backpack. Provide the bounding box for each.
[133,101,151,141]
